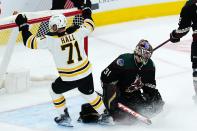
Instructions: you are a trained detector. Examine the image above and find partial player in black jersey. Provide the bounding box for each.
[51,0,66,10]
[15,0,114,127]
[78,40,164,124]
[169,0,197,103]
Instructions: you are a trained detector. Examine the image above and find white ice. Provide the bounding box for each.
[0,15,197,131]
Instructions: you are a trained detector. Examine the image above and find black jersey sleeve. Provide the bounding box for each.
[21,27,33,46]
[101,57,123,84]
[174,3,193,38]
[51,0,66,10]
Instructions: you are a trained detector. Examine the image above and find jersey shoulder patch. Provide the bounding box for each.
[116,58,124,67]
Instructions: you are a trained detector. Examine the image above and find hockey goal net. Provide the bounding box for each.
[0,8,88,93]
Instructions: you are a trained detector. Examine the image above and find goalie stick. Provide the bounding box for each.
[118,102,152,125]
[95,91,152,125]
[153,39,170,51]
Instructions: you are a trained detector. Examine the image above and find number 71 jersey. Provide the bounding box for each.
[25,22,94,81]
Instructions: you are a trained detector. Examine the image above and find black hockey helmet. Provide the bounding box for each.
[134,39,153,65]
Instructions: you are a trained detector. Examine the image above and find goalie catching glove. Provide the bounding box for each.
[15,14,29,31]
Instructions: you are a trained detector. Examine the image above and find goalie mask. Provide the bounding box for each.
[49,14,67,32]
[134,39,153,65]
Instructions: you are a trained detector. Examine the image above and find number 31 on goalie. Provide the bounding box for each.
[104,68,111,77]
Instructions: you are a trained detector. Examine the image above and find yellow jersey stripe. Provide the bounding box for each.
[93,100,104,110]
[90,95,100,106]
[27,35,34,48]
[53,96,65,103]
[84,23,94,32]
[57,58,89,72]
[33,38,38,49]
[59,63,91,77]
[84,19,95,28]
[55,102,65,108]
[84,19,95,32]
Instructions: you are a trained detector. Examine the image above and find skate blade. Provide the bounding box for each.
[192,96,197,104]
[58,123,73,127]
[98,120,115,126]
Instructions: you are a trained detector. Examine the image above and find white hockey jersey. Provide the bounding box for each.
[25,19,95,81]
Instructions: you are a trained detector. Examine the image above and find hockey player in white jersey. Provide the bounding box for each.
[15,0,113,127]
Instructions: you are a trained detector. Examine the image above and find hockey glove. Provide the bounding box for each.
[15,14,29,31]
[170,30,180,43]
[70,0,83,9]
[84,0,92,9]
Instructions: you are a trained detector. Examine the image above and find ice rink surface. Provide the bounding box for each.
[0,15,197,131]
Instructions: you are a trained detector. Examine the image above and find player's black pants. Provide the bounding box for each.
[52,74,94,95]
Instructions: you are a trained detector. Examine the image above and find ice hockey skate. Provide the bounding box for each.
[192,95,197,104]
[54,109,73,127]
[98,110,114,125]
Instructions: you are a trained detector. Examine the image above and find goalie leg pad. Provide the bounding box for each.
[102,83,119,112]
[78,103,100,123]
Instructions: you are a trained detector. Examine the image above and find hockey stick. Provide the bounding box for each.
[95,91,152,125]
[118,102,152,125]
[153,39,170,51]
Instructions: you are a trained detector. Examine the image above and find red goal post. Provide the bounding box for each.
[0,8,88,84]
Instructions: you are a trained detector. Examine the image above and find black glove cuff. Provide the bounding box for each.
[19,24,29,31]
[82,7,92,19]
[171,30,180,39]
